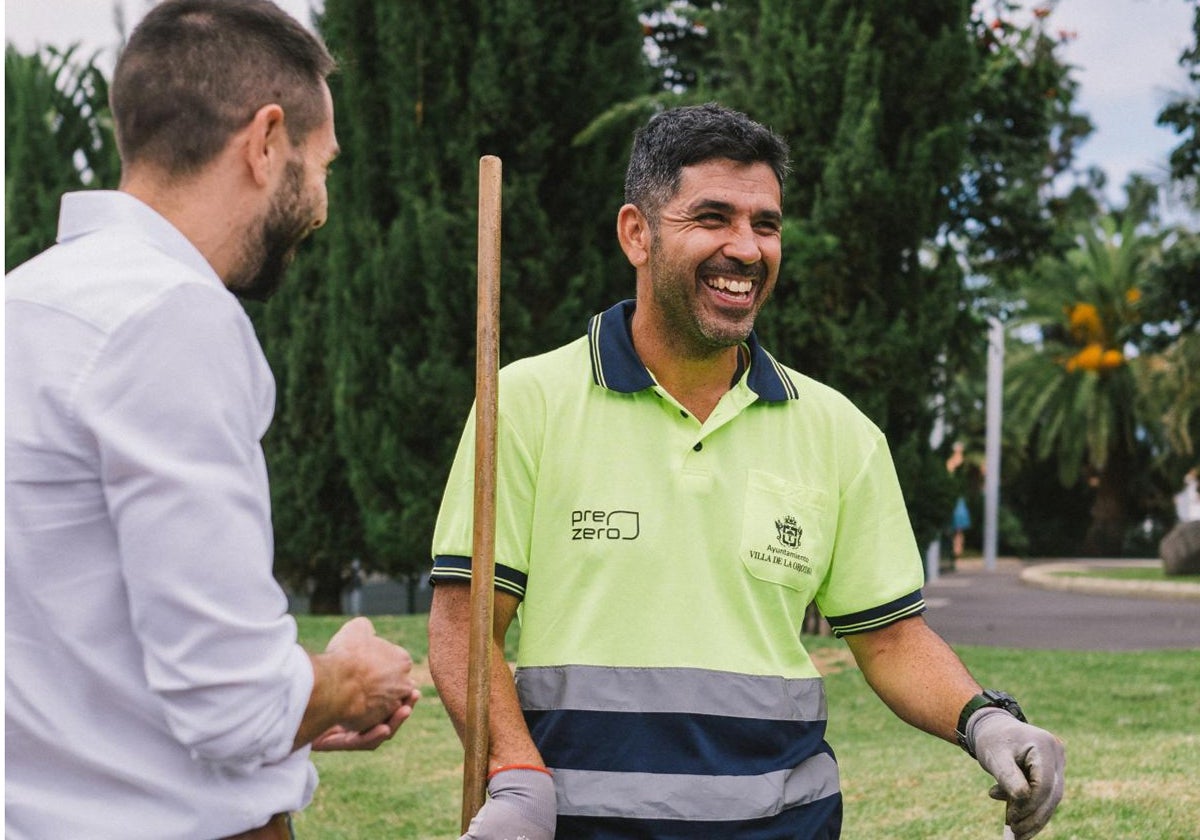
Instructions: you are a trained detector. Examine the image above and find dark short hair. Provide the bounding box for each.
[623,103,791,223]
[111,0,336,175]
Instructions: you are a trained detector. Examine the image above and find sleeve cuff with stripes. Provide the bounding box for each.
[429,554,527,599]
[824,590,926,637]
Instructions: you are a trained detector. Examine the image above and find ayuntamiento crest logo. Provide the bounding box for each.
[747,512,814,582]
[775,514,802,548]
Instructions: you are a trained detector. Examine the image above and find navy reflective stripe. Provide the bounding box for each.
[516,664,837,826]
[587,300,797,401]
[825,589,926,637]
[516,665,825,720]
[526,708,827,775]
[556,792,842,840]
[428,555,527,598]
[553,751,840,821]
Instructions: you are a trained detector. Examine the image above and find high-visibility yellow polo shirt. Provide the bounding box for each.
[431,299,925,837]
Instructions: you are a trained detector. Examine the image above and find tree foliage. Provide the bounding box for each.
[953,3,1096,277]
[1156,1,1200,191]
[623,0,1081,545]
[296,0,650,591]
[244,241,371,614]
[5,45,119,271]
[19,0,1179,599]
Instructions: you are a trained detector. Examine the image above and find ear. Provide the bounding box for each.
[616,203,651,268]
[244,103,288,188]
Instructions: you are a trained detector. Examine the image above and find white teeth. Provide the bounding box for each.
[707,276,752,294]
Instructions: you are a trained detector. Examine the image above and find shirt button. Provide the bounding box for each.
[680,410,688,417]
[693,442,703,452]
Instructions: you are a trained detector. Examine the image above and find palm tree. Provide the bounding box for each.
[1005,211,1163,555]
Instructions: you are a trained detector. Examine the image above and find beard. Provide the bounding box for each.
[646,238,771,356]
[228,159,316,302]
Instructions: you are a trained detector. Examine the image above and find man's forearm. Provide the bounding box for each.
[428,584,545,770]
[844,615,980,742]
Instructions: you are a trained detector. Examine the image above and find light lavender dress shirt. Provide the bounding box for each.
[5,191,316,839]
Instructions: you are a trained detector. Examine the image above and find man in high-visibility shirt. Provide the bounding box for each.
[429,103,1065,840]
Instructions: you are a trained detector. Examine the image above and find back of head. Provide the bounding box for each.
[111,0,336,177]
[623,103,791,223]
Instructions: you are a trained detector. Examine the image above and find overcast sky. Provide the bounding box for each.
[4,0,1195,212]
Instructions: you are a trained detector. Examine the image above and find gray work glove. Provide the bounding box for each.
[966,708,1066,840]
[459,767,557,840]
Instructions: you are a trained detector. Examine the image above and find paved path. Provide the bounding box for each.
[922,559,1200,651]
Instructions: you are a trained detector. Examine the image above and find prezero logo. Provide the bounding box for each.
[571,509,640,541]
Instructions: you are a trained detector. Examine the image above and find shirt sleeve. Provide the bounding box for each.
[430,379,541,599]
[815,431,927,637]
[80,282,311,771]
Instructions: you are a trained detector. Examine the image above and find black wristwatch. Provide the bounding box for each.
[955,689,1027,757]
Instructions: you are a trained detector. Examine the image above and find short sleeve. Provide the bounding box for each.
[815,433,926,637]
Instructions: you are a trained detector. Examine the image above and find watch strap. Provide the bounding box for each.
[955,689,1027,757]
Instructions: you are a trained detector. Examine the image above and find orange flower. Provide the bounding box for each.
[1069,342,1105,372]
[1125,288,1142,304]
[1066,302,1104,343]
[1099,349,1124,369]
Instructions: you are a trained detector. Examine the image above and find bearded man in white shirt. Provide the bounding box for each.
[5,2,419,837]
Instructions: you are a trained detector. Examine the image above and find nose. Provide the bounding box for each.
[723,220,762,265]
[311,198,328,231]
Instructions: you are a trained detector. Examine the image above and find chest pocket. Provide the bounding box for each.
[738,470,833,594]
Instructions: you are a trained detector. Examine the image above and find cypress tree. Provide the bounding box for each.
[700,0,974,543]
[311,0,650,579]
[247,240,370,614]
[655,1,1085,545]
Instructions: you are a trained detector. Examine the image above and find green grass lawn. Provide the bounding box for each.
[292,615,1199,839]
[1053,565,1200,585]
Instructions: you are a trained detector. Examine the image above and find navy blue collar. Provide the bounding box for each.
[586,299,798,401]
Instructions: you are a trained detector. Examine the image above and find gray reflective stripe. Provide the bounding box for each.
[515,664,825,721]
[554,751,840,820]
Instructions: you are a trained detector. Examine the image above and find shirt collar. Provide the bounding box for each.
[586,299,798,401]
[57,190,223,288]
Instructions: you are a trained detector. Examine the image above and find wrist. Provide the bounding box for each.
[956,689,1027,758]
[310,649,369,724]
[295,652,348,748]
[488,763,553,781]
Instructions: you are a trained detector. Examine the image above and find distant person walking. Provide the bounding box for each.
[947,441,973,564]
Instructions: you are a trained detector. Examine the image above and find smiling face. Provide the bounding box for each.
[628,158,783,359]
